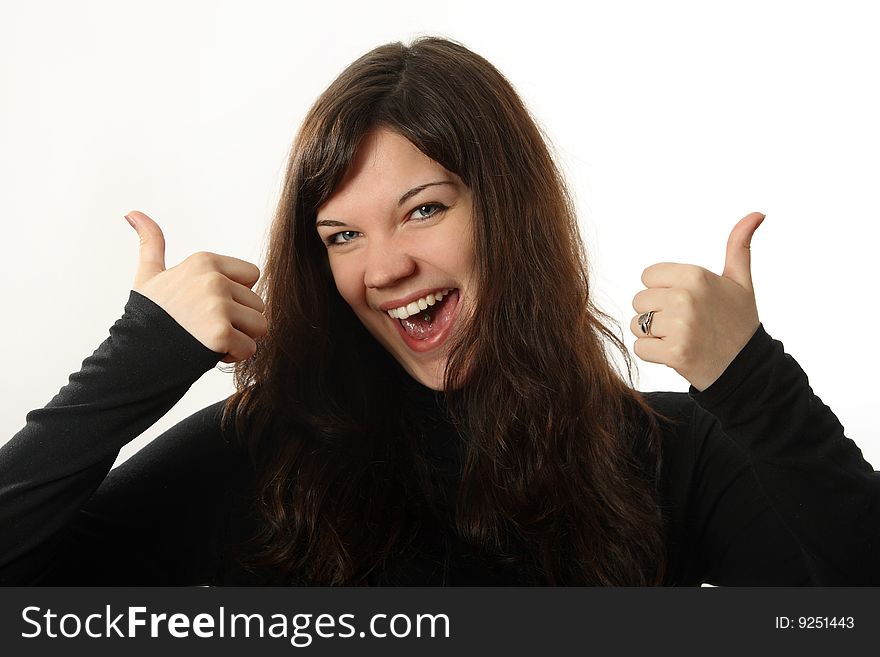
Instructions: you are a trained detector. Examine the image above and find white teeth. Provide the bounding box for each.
[386,289,454,320]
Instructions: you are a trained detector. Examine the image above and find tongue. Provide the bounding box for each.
[400,291,456,340]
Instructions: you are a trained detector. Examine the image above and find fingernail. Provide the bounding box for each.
[124,214,137,230]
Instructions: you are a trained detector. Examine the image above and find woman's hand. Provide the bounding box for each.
[630,211,765,392]
[124,210,268,364]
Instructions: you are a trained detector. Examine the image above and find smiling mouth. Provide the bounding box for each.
[391,289,460,352]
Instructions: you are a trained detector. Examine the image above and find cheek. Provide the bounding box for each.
[329,260,366,310]
[429,222,475,271]
[452,233,477,278]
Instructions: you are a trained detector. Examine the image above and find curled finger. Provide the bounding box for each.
[630,309,665,339]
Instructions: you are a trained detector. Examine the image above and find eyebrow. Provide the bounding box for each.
[316,180,457,228]
[397,180,457,206]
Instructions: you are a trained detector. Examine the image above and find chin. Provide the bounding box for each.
[402,357,447,391]
[418,374,445,392]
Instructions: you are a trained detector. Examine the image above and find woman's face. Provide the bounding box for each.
[316,128,477,390]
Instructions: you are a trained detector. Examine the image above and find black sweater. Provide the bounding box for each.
[1,291,877,585]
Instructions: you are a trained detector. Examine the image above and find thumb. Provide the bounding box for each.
[124,210,166,288]
[721,211,765,290]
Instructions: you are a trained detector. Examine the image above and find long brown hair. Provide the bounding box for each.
[222,36,669,585]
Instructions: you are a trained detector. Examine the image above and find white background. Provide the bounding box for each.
[1,0,877,468]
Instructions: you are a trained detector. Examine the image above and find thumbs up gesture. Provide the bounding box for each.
[630,211,765,391]
[124,210,268,364]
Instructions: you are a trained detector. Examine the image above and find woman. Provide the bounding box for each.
[1,37,876,585]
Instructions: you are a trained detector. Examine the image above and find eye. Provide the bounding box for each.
[409,203,448,221]
[326,230,361,246]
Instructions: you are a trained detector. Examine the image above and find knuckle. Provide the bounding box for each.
[674,288,693,307]
[204,296,226,318]
[682,316,699,335]
[675,317,694,338]
[687,266,710,290]
[211,322,235,346]
[202,271,229,294]
[188,251,210,265]
[188,251,218,270]
[669,342,687,366]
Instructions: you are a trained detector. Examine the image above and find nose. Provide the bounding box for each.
[363,237,417,290]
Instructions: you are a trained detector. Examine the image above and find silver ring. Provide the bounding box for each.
[638,310,655,336]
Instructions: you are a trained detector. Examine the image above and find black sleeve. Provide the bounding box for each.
[669,324,879,585]
[0,291,236,585]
